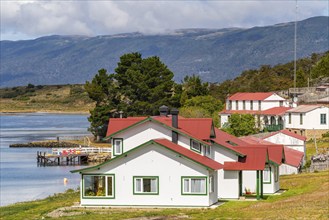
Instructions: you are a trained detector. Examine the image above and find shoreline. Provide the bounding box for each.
[0,110,90,115]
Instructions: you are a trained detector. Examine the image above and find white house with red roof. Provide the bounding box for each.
[285,105,329,138]
[72,106,284,207]
[240,129,306,175]
[220,92,290,132]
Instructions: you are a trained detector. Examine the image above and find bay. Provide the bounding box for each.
[0,113,92,206]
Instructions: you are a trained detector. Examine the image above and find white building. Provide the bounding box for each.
[240,129,306,175]
[72,106,284,207]
[285,105,329,138]
[220,92,290,131]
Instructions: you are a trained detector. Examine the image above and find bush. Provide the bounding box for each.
[27,83,35,89]
[322,131,329,138]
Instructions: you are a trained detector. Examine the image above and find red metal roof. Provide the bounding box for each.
[212,128,248,149]
[106,117,147,136]
[239,136,274,145]
[284,147,304,167]
[154,139,223,170]
[224,147,267,170]
[153,116,213,140]
[240,144,283,165]
[264,129,307,141]
[228,92,274,101]
[262,107,292,116]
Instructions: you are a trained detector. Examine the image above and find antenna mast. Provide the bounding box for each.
[294,0,298,90]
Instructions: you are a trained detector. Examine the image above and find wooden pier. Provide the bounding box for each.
[37,147,111,166]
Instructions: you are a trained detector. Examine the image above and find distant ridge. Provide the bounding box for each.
[1,16,328,87]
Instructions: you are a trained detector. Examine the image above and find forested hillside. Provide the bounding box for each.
[210,51,329,102]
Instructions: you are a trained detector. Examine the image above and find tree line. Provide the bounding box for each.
[85,51,329,137]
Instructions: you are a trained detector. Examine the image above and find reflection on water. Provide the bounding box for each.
[0,113,92,206]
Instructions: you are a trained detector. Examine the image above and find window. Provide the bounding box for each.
[300,114,303,125]
[258,100,261,110]
[274,166,279,182]
[263,166,271,184]
[279,101,283,107]
[288,113,291,124]
[83,175,114,198]
[236,101,239,110]
[250,100,253,110]
[203,145,211,157]
[133,176,158,195]
[320,114,327,124]
[190,140,201,153]
[113,138,123,156]
[243,100,246,110]
[228,101,232,110]
[209,176,214,193]
[182,177,207,195]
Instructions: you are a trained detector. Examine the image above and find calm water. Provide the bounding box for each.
[0,113,91,206]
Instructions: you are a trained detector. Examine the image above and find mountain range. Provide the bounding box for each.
[1,16,328,87]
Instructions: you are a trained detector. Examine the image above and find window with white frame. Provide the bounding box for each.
[258,100,261,110]
[300,114,303,125]
[113,138,123,156]
[133,176,158,194]
[288,113,291,124]
[236,101,239,110]
[83,175,114,197]
[243,100,246,110]
[320,114,327,125]
[182,177,207,195]
[263,165,271,183]
[190,140,201,153]
[203,145,211,157]
[250,100,253,110]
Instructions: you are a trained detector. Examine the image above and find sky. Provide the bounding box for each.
[1,0,328,41]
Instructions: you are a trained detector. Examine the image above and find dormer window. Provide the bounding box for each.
[113,138,123,156]
[190,140,201,153]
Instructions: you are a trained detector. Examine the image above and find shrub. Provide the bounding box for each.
[321,131,329,138]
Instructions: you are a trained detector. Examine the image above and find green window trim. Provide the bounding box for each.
[263,166,271,184]
[113,138,123,156]
[82,174,115,199]
[133,176,159,195]
[190,139,202,153]
[181,176,208,196]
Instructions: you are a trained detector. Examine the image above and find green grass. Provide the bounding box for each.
[1,171,328,219]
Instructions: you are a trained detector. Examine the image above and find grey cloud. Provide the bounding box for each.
[0,0,328,40]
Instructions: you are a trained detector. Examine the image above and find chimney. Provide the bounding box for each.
[171,108,179,144]
[159,105,169,117]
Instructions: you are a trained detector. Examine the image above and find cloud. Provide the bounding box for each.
[1,0,328,40]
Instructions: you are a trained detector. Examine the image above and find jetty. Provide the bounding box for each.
[37,147,112,166]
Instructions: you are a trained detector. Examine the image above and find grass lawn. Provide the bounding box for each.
[1,171,328,220]
[306,137,329,160]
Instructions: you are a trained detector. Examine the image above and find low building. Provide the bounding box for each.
[285,105,329,139]
[72,106,284,207]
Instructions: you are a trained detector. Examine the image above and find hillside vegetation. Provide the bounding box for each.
[1,16,328,87]
[0,84,94,113]
[1,171,327,219]
[210,51,329,102]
